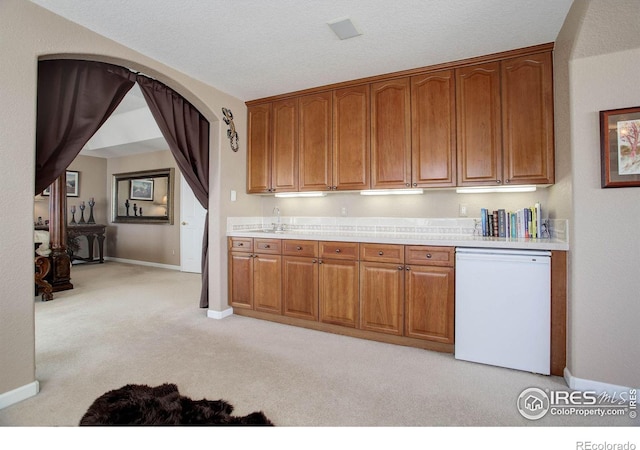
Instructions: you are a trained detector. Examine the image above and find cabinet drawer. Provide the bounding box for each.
[360,243,404,263]
[319,241,359,260]
[229,237,253,252]
[405,246,454,266]
[282,239,318,257]
[254,238,282,254]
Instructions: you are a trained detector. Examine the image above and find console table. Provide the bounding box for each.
[67,224,106,264]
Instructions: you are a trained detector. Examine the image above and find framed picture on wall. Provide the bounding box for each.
[600,106,640,188]
[42,170,80,197]
[130,179,154,201]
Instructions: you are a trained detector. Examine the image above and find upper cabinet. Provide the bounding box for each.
[247,100,298,194]
[246,103,271,193]
[411,70,457,187]
[456,62,503,186]
[333,85,370,190]
[501,52,554,185]
[299,92,333,191]
[246,44,555,193]
[456,52,555,186]
[371,78,412,189]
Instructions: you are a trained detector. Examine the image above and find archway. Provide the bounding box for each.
[35,55,220,307]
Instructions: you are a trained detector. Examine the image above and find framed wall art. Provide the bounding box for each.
[130,179,154,201]
[42,170,79,196]
[600,106,640,188]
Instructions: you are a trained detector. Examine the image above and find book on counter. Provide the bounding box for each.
[479,202,543,239]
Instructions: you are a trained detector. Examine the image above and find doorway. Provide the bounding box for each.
[180,176,206,273]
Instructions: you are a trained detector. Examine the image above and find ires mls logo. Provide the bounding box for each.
[517,387,637,421]
[517,388,550,420]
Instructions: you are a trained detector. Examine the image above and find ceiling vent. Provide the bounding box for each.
[327,17,362,40]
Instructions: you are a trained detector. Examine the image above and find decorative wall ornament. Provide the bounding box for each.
[222,107,239,152]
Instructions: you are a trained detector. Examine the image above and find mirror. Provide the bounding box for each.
[112,168,175,224]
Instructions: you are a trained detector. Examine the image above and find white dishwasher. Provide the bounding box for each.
[455,248,551,375]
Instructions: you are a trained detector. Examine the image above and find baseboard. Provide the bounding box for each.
[564,367,636,395]
[0,381,39,410]
[104,257,181,271]
[207,308,233,320]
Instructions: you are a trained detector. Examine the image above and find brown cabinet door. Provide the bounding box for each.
[253,254,282,314]
[271,98,299,192]
[333,85,370,190]
[228,252,253,309]
[247,103,272,193]
[411,70,456,187]
[456,62,502,186]
[360,261,404,335]
[371,78,411,189]
[283,256,319,320]
[319,259,359,328]
[501,52,554,185]
[405,265,454,343]
[299,92,333,191]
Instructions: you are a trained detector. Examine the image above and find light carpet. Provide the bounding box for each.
[0,261,635,429]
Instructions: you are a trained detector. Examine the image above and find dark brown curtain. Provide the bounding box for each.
[136,75,211,308]
[36,60,135,194]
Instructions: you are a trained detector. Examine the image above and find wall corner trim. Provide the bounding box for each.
[564,367,636,396]
[207,308,233,320]
[0,381,40,410]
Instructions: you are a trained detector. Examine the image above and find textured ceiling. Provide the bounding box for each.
[30,0,574,102]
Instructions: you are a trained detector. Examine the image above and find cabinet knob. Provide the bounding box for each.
[296,246,302,250]
[505,179,511,184]
[405,183,410,187]
[335,249,341,253]
[237,243,243,246]
[398,266,404,270]
[496,179,502,184]
[378,251,384,256]
[413,183,417,187]
[426,253,432,259]
[405,266,411,271]
[264,244,270,248]
[319,260,323,264]
[312,259,317,263]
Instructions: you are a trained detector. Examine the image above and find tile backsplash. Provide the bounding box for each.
[227,216,568,241]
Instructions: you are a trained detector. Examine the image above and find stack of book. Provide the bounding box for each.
[480,202,543,239]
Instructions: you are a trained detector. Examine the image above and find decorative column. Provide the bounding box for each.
[48,173,73,292]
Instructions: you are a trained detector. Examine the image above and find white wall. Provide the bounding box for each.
[0,0,261,400]
[556,0,640,389]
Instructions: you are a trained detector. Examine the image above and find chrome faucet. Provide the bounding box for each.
[272,207,284,231]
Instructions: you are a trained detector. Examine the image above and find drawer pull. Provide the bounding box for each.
[335,249,341,253]
[426,253,432,259]
[312,259,317,263]
[237,243,243,246]
[378,251,384,256]
[296,246,302,251]
[398,266,404,270]
[264,244,270,249]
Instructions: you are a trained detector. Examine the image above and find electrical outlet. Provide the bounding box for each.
[340,207,348,217]
[459,204,468,217]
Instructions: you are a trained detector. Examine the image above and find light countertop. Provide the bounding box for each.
[227,229,569,251]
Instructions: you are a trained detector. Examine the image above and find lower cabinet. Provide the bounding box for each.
[283,255,318,320]
[253,254,282,314]
[405,265,454,344]
[282,240,319,320]
[319,241,360,328]
[228,238,282,313]
[360,261,405,335]
[228,237,455,352]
